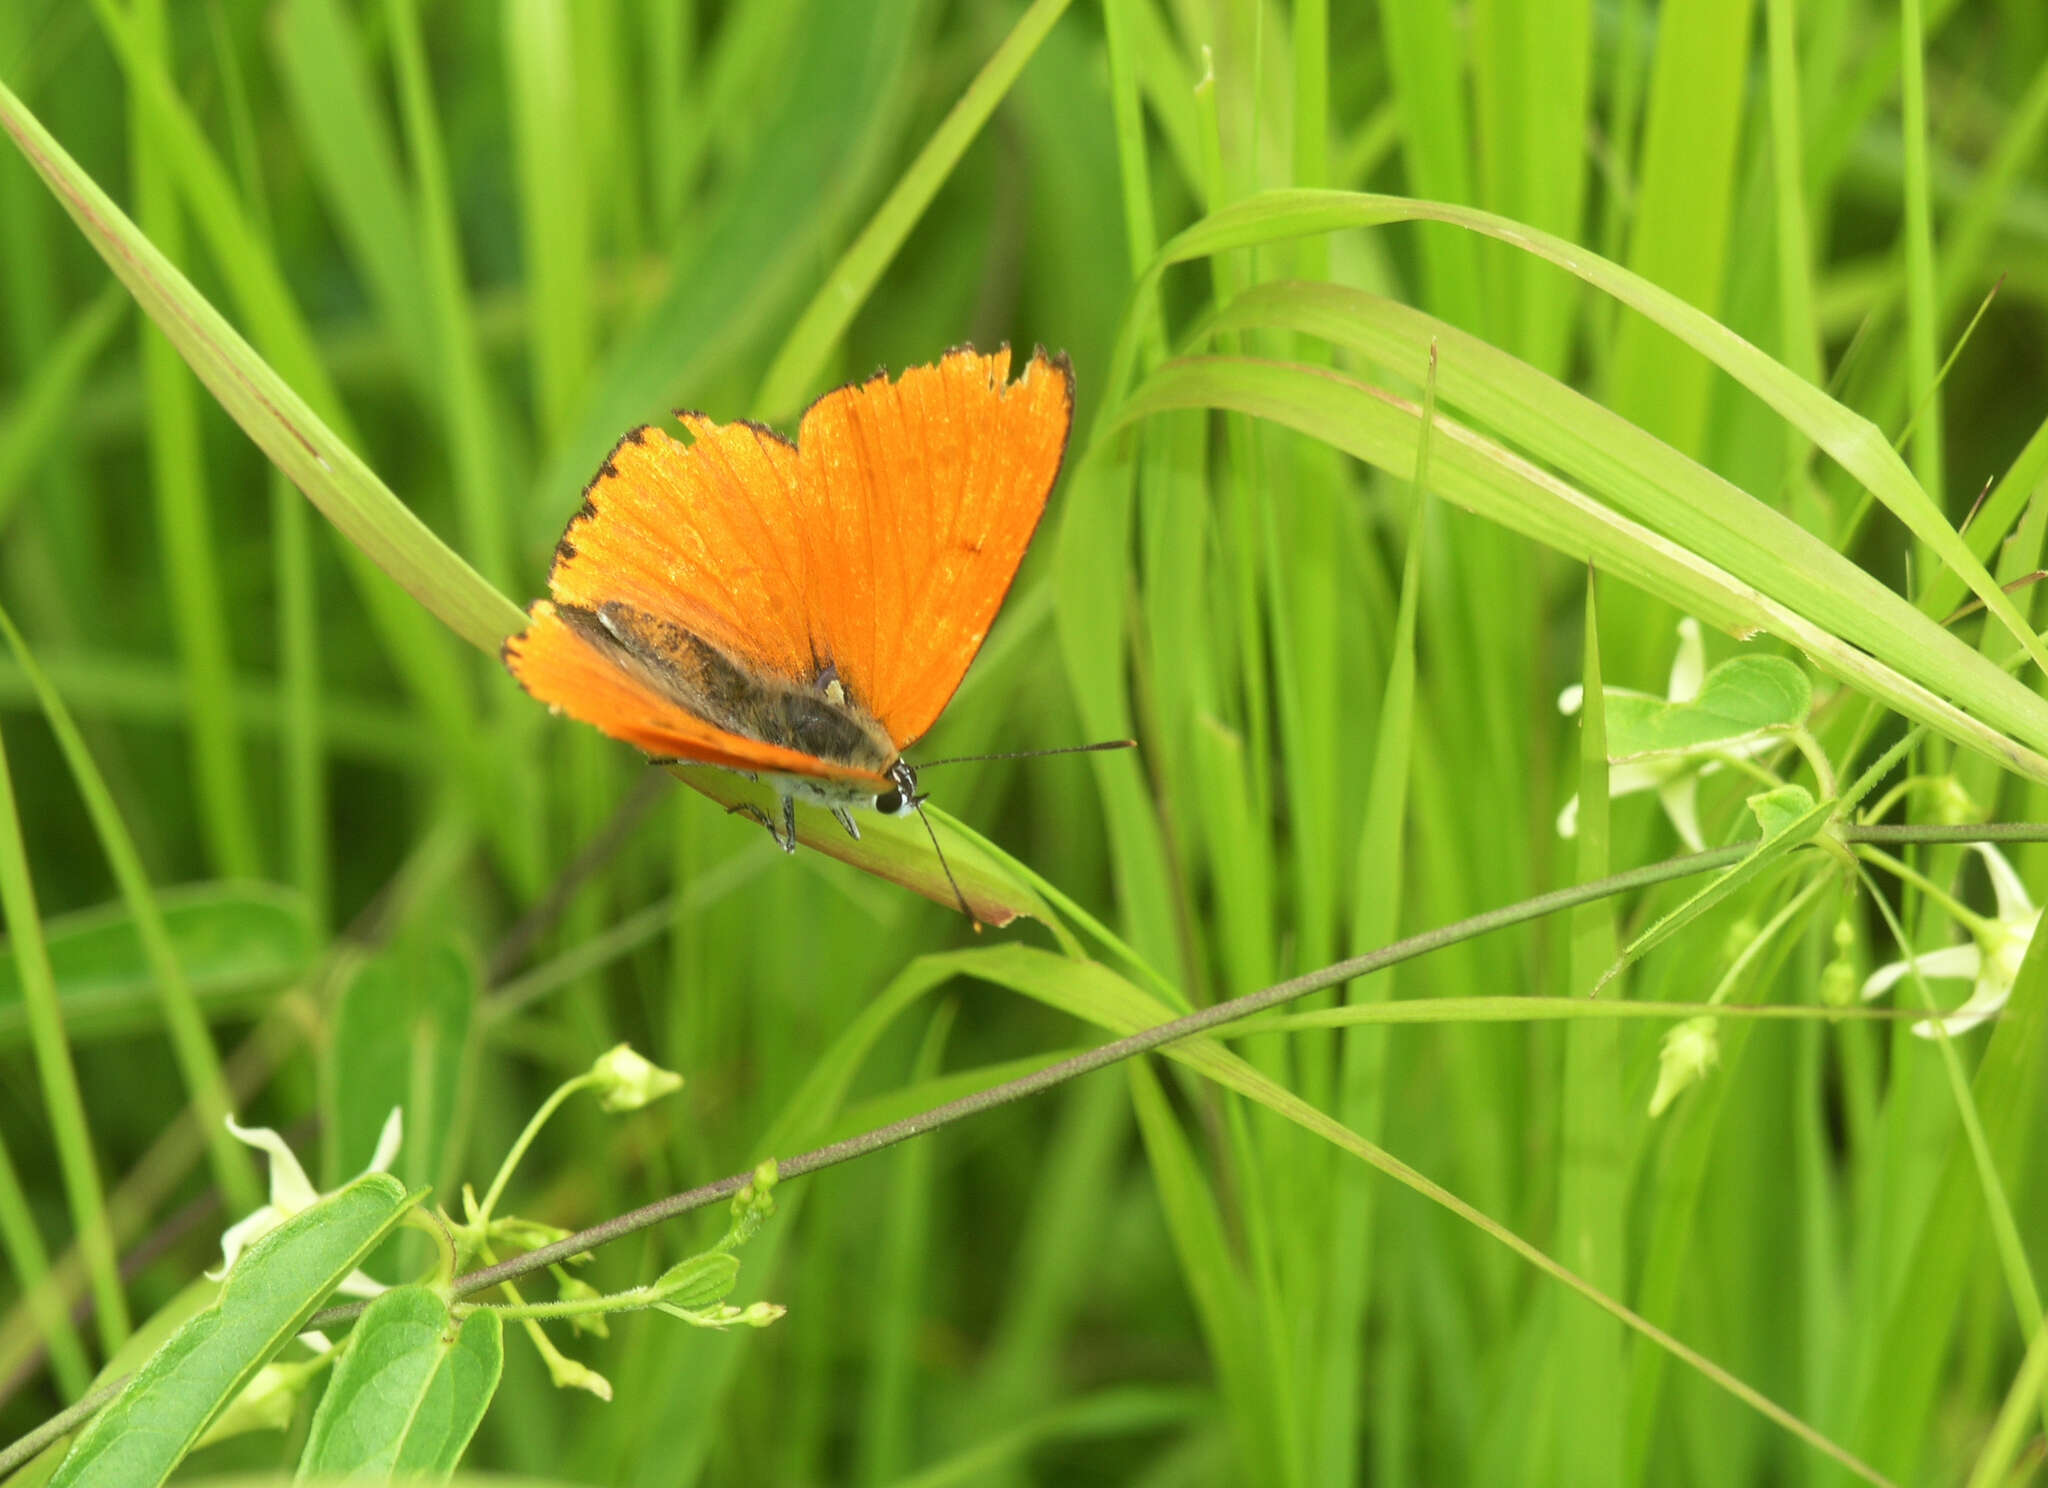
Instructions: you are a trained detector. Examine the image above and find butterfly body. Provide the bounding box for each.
[504,345,1071,866]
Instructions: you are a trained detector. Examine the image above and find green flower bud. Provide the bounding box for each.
[1649,1016,1720,1118]
[590,1043,684,1113]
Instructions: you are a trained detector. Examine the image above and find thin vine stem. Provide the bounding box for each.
[304,820,2048,1329]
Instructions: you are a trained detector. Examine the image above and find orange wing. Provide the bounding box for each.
[795,346,1072,748]
[505,415,878,781]
[546,417,814,680]
[504,600,885,782]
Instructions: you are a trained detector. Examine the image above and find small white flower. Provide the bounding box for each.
[590,1043,684,1113]
[211,1107,403,1327]
[1558,619,1775,852]
[1862,844,2039,1037]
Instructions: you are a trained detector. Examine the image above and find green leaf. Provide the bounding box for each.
[326,939,476,1190]
[48,1173,413,1488]
[0,883,314,1047]
[656,1253,741,1311]
[1747,784,1817,840]
[295,1286,501,1481]
[1604,656,1812,760]
[1597,792,1833,993]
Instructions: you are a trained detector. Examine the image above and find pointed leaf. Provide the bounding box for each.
[1605,657,1811,760]
[48,1174,413,1488]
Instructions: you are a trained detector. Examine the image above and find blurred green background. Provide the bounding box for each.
[3,0,2048,1483]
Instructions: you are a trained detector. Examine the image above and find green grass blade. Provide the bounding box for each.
[1126,1058,1279,1482]
[958,942,1890,1484]
[505,0,595,443]
[271,0,436,391]
[1472,0,1590,371]
[1111,353,2048,782]
[1054,445,1183,972]
[1133,189,2048,682]
[1377,0,1483,333]
[1897,0,1943,513]
[857,1003,952,1484]
[0,282,124,529]
[754,0,1073,414]
[0,605,260,1214]
[0,75,522,652]
[1313,342,1432,1488]
[385,0,516,596]
[1207,282,2044,758]
[0,1119,92,1399]
[1555,573,1622,1488]
[1604,0,1757,455]
[535,0,930,505]
[0,705,127,1355]
[130,0,260,883]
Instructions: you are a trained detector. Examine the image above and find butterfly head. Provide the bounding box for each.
[874,758,923,817]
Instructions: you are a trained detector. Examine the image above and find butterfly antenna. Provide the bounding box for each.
[915,738,1137,770]
[909,795,982,932]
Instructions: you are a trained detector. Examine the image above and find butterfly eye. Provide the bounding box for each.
[874,788,904,815]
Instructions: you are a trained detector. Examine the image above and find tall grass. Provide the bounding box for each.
[1,1,2046,1483]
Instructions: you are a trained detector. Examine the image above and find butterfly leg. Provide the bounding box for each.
[724,798,799,853]
[830,806,861,841]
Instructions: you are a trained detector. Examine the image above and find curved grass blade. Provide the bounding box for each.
[1201,280,2048,768]
[0,76,522,654]
[1121,189,2048,684]
[754,0,1073,413]
[1109,355,2048,784]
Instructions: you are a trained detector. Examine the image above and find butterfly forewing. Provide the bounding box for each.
[796,346,1072,748]
[549,418,813,681]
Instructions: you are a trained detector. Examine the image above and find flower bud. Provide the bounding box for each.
[590,1043,684,1113]
[1649,1016,1720,1118]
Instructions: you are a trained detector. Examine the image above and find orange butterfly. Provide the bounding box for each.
[503,345,1074,882]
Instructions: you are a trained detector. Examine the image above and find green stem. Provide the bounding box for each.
[471,1073,599,1239]
[1854,844,1992,937]
[303,820,2048,1329]
[1704,874,1832,1008]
